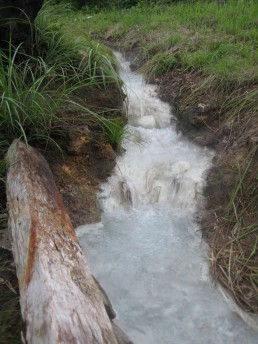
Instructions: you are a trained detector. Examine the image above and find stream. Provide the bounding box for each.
[77,52,258,344]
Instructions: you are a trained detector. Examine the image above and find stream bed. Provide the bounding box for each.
[77,52,258,344]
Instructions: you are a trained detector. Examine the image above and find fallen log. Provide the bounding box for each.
[6,140,130,344]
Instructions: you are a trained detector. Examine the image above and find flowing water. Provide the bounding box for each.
[77,52,258,344]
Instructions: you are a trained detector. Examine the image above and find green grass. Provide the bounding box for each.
[47,2,257,131]
[101,117,127,149]
[0,1,125,152]
[66,0,257,82]
[0,44,63,147]
[35,3,122,88]
[140,52,178,79]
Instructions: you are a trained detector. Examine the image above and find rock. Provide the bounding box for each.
[197,102,210,113]
[0,0,44,49]
[67,125,93,155]
[249,136,258,147]
[190,115,209,128]
[99,143,117,161]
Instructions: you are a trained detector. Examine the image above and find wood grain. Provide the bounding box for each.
[6,140,120,344]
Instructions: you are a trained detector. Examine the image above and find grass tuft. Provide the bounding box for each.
[211,150,258,313]
[141,52,178,79]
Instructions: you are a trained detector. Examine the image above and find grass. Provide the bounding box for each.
[75,0,257,81]
[0,1,125,153]
[52,1,257,125]
[101,117,127,149]
[211,150,258,312]
[140,52,178,79]
[35,1,122,87]
[0,44,62,147]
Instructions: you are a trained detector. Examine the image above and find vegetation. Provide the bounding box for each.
[211,150,258,313]
[0,1,125,156]
[80,1,256,81]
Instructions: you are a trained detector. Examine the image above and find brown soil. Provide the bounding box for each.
[157,70,257,222]
[46,140,116,227]
[45,84,123,227]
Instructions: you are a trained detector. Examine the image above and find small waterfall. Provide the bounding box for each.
[77,52,258,344]
[100,123,211,212]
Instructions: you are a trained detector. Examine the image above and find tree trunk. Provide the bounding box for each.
[6,140,120,344]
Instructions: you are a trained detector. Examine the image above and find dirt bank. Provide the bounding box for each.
[157,68,258,313]
[42,83,123,227]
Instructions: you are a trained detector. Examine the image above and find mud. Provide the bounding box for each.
[46,84,123,227]
[47,141,116,227]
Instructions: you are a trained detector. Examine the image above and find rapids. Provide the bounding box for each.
[77,52,258,344]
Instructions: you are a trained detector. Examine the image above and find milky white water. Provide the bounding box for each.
[77,52,258,344]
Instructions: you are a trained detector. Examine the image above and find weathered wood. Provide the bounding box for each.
[6,140,120,344]
[112,323,134,344]
[92,275,116,320]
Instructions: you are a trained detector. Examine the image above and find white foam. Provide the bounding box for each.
[78,51,258,344]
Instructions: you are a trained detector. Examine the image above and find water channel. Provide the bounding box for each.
[77,52,258,344]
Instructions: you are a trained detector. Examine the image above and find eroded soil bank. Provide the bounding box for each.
[46,85,123,227]
[156,68,258,313]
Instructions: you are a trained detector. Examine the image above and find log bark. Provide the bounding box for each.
[6,140,120,344]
